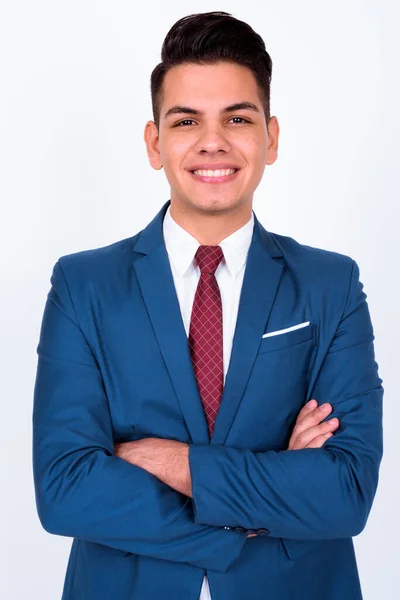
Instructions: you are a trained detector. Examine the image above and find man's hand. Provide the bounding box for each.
[114,437,193,497]
[287,399,339,450]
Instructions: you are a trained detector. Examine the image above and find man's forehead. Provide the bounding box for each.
[163,62,258,90]
[161,64,262,115]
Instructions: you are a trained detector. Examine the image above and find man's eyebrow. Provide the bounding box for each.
[163,102,260,120]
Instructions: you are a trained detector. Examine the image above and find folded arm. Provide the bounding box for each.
[32,260,247,572]
[188,260,384,540]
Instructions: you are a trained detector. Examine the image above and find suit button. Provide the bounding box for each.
[232,526,247,533]
[247,529,257,534]
[256,528,270,536]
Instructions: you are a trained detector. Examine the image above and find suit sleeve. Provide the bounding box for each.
[188,259,383,539]
[32,260,247,572]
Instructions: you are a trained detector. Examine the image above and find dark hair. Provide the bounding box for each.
[150,12,273,130]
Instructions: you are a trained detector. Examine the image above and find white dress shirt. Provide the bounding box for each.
[162,205,254,600]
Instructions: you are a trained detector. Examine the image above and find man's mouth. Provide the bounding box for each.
[189,168,240,183]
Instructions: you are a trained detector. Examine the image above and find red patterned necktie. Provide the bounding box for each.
[188,245,224,438]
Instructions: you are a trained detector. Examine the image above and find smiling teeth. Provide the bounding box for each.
[193,169,236,177]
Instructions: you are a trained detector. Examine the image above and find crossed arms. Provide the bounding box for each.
[32,258,383,571]
[113,400,341,507]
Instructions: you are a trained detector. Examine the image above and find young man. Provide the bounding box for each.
[32,11,383,600]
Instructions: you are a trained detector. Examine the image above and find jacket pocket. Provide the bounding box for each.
[258,323,315,354]
[280,537,325,561]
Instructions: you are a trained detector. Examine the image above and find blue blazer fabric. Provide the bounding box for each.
[32,199,383,600]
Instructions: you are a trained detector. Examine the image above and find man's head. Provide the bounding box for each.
[144,12,279,226]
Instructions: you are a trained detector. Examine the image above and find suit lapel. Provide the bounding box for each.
[133,201,210,444]
[132,200,284,445]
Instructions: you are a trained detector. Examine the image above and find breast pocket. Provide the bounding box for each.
[258,322,316,354]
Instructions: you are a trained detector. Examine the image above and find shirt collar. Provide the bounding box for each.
[162,204,254,277]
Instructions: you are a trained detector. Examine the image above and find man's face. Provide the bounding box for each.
[144,61,279,217]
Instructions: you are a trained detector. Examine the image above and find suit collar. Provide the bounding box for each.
[133,199,283,261]
[162,204,255,277]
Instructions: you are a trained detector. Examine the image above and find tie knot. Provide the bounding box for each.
[195,245,224,276]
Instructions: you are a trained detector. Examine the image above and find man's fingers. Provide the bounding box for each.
[292,402,333,435]
[296,398,318,419]
[288,418,339,450]
[294,399,320,426]
[305,432,333,448]
[293,401,326,429]
[287,398,341,451]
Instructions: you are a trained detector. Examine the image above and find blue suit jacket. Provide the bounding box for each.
[33,199,383,600]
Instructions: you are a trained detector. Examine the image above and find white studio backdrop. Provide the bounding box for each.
[0,1,398,598]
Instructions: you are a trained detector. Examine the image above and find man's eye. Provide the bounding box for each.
[230,117,249,124]
[174,119,196,127]
[174,117,250,127]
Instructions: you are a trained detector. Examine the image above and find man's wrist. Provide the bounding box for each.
[117,438,192,497]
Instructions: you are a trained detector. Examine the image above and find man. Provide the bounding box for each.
[32,11,383,600]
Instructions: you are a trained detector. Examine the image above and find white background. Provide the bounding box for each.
[0,1,398,598]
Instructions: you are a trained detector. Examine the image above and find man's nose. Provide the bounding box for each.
[195,124,231,153]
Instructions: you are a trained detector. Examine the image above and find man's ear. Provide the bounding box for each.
[266,116,279,166]
[144,121,163,170]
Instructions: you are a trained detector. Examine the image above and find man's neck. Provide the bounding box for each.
[169,202,253,245]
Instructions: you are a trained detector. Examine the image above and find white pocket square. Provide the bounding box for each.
[262,321,310,338]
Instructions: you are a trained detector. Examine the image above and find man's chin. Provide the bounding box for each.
[182,196,241,215]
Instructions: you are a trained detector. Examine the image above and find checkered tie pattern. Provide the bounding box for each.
[188,245,224,438]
